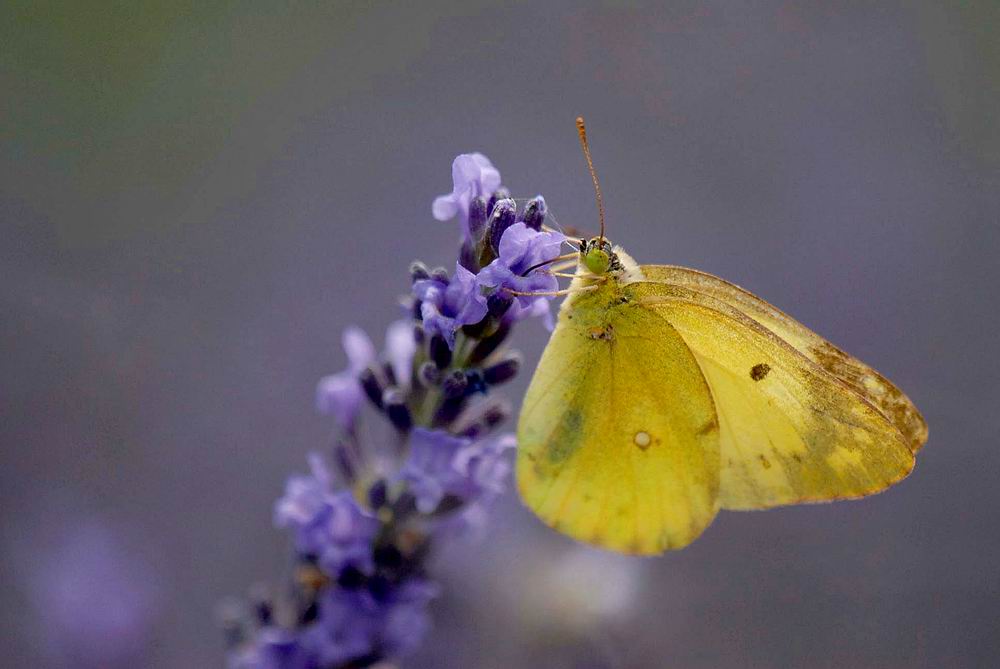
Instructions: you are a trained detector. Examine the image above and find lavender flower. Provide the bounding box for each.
[313,578,439,662]
[431,153,501,239]
[274,453,379,576]
[412,263,488,349]
[316,321,418,430]
[315,327,375,430]
[14,515,161,668]
[400,428,515,513]
[227,151,564,669]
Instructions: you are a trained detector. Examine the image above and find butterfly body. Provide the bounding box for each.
[516,240,926,554]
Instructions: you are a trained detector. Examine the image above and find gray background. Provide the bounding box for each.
[2,2,998,667]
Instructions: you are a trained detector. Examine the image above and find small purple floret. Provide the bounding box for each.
[412,263,488,349]
[400,428,515,513]
[432,153,501,241]
[274,454,379,576]
[475,222,567,330]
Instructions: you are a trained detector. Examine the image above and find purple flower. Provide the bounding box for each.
[307,578,439,664]
[384,319,417,390]
[432,153,501,239]
[316,322,418,428]
[412,263,488,349]
[315,327,375,430]
[228,627,308,669]
[475,222,567,329]
[16,517,161,667]
[400,428,515,513]
[274,453,379,576]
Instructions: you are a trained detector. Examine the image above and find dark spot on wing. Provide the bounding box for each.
[546,409,584,463]
[750,363,771,381]
[589,324,614,340]
[697,416,719,436]
[759,454,772,469]
[792,453,803,463]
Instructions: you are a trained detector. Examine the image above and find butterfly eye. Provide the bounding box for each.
[583,246,611,274]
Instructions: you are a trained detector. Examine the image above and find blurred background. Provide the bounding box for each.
[2,2,998,667]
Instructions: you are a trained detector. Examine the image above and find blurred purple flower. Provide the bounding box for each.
[315,326,375,430]
[384,319,417,390]
[476,222,567,329]
[227,627,308,669]
[432,153,501,239]
[316,321,418,428]
[312,578,439,663]
[400,428,515,513]
[274,453,379,576]
[19,517,160,667]
[412,263,487,349]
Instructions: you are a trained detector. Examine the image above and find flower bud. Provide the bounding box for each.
[487,198,517,253]
[487,187,511,217]
[442,370,468,398]
[468,196,488,240]
[487,198,517,254]
[382,388,412,431]
[337,565,366,589]
[367,478,388,509]
[359,367,384,408]
[382,361,397,387]
[249,583,273,625]
[434,396,466,425]
[520,195,547,230]
[487,292,513,319]
[468,322,511,364]
[465,369,487,395]
[459,240,478,272]
[409,261,430,282]
[426,268,447,286]
[429,334,452,369]
[418,360,441,387]
[454,397,512,437]
[484,352,521,385]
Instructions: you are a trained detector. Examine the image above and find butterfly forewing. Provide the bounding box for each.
[639,265,927,453]
[628,279,916,511]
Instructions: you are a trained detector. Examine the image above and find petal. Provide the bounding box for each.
[342,326,376,373]
[316,373,363,429]
[384,320,417,390]
[432,194,459,221]
[469,153,501,194]
[412,278,446,305]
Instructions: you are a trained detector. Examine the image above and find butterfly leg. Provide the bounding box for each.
[504,281,604,298]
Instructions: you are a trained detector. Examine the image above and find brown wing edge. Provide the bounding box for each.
[631,281,917,507]
[637,265,928,454]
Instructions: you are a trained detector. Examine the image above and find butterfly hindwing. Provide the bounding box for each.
[516,283,720,554]
[627,277,916,511]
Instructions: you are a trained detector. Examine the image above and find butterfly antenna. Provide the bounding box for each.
[576,116,605,244]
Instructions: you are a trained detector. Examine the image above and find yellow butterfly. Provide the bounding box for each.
[516,119,927,554]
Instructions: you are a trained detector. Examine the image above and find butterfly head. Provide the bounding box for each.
[580,237,624,275]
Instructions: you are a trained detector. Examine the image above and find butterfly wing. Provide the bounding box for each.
[628,276,918,511]
[640,265,927,453]
[516,284,720,554]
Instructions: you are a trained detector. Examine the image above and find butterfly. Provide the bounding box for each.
[515,119,927,554]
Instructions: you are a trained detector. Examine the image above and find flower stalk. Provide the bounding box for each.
[225,153,567,668]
